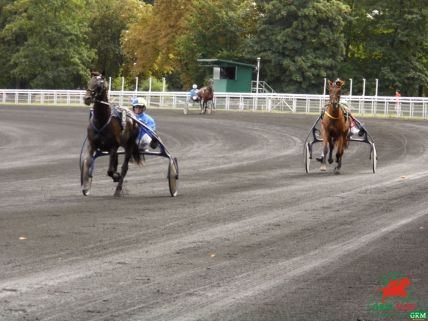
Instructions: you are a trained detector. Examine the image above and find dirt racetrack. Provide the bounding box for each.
[0,105,427,321]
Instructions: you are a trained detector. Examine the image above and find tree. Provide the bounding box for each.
[253,0,349,93]
[0,0,28,88]
[0,0,95,89]
[341,0,428,96]
[122,0,193,79]
[175,0,258,88]
[87,0,141,78]
[122,0,257,89]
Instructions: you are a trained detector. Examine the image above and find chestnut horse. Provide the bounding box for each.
[81,71,141,196]
[197,79,214,114]
[320,79,351,173]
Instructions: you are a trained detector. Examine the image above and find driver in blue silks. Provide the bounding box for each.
[131,97,157,151]
[188,84,199,102]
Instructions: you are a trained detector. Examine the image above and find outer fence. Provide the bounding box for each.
[1,89,427,119]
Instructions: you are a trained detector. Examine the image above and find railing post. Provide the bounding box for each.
[120,77,124,106]
[359,78,366,114]
[148,77,152,107]
[424,101,427,119]
[108,77,112,100]
[161,77,166,107]
[256,57,261,94]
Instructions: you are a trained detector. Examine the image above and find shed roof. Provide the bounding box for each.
[197,59,254,69]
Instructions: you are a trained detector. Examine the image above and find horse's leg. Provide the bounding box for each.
[200,100,204,114]
[328,137,334,164]
[320,139,328,171]
[209,100,214,114]
[81,144,95,195]
[108,148,120,182]
[334,136,345,174]
[114,147,132,197]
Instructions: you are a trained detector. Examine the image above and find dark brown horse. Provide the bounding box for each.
[81,71,141,196]
[197,79,214,114]
[320,79,351,173]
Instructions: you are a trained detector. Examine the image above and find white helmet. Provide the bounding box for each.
[132,97,147,107]
[192,84,197,89]
[340,99,349,108]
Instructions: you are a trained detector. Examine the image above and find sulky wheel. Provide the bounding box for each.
[371,143,377,174]
[168,157,179,197]
[304,142,311,173]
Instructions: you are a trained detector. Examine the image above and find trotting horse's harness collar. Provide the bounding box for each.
[90,99,127,135]
[324,103,348,121]
[90,99,112,134]
[324,110,339,120]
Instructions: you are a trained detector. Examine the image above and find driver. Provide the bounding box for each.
[188,84,199,102]
[131,97,157,152]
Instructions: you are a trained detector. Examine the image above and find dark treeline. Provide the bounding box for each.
[0,0,427,95]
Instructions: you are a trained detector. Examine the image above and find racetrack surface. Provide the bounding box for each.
[0,105,426,321]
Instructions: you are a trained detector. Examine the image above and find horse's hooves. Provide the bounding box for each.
[328,159,334,164]
[112,173,121,182]
[320,165,327,171]
[82,189,90,196]
[334,167,341,174]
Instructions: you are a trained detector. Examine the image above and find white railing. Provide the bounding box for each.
[1,89,428,119]
[251,81,275,93]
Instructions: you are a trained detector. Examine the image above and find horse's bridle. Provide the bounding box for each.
[84,75,113,133]
[84,75,108,105]
[329,80,342,109]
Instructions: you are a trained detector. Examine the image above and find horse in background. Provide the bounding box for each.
[82,71,142,196]
[320,79,351,173]
[197,79,214,114]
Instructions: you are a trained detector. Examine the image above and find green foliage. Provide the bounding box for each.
[0,0,95,89]
[341,0,428,95]
[0,0,427,95]
[253,0,349,93]
[87,0,141,78]
[110,76,166,91]
[175,0,258,88]
[121,0,193,79]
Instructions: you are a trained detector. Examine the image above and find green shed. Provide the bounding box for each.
[197,59,254,93]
